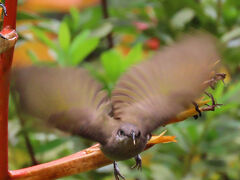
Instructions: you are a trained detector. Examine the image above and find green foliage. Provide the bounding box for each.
[9,0,240,180]
[68,30,99,66]
[59,21,71,52]
[29,9,101,67]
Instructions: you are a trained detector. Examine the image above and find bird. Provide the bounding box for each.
[11,32,222,180]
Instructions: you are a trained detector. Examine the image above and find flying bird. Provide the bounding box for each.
[12,33,222,180]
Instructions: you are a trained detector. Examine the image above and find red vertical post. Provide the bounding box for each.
[0,0,17,179]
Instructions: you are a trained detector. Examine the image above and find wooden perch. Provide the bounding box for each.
[9,99,213,180]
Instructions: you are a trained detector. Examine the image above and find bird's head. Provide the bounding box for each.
[116,123,142,146]
[101,122,149,161]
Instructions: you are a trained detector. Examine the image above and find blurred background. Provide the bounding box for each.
[8,0,240,179]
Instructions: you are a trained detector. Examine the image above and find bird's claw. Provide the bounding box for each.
[193,73,225,117]
[113,161,125,180]
[131,154,142,171]
[202,92,222,111]
[0,2,7,40]
[0,2,7,16]
[192,101,201,119]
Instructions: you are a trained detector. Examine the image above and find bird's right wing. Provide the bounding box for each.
[111,33,220,135]
[11,66,116,144]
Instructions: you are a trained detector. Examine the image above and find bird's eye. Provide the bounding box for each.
[118,129,124,136]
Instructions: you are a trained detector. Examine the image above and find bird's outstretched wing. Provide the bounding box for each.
[111,33,220,135]
[11,67,114,145]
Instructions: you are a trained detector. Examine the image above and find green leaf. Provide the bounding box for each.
[91,22,113,38]
[31,27,57,51]
[211,82,225,100]
[27,50,40,64]
[186,124,200,144]
[68,30,99,66]
[101,50,124,83]
[221,27,240,43]
[99,44,143,88]
[171,8,195,29]
[57,49,69,66]
[35,139,67,154]
[70,30,90,52]
[17,11,42,21]
[168,125,190,152]
[222,81,240,102]
[124,43,143,68]
[70,7,80,31]
[58,21,71,52]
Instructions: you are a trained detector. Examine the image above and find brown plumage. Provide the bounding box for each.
[11,32,221,180]
[111,33,219,135]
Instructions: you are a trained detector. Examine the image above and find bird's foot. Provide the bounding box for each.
[113,161,125,180]
[192,101,201,119]
[202,92,222,111]
[131,154,142,170]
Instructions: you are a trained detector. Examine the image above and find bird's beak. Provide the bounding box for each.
[131,132,136,145]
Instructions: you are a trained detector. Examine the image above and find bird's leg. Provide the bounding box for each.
[113,161,125,180]
[131,154,142,170]
[204,73,226,89]
[0,2,7,40]
[192,101,201,119]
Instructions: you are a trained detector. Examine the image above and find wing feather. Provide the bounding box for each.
[112,33,220,134]
[11,66,112,144]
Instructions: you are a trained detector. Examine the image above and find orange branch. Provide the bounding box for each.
[8,100,210,180]
[9,135,176,180]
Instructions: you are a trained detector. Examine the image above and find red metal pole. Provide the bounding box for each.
[0,0,17,179]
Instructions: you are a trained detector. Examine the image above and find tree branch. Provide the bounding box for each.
[0,0,18,179]
[9,99,212,180]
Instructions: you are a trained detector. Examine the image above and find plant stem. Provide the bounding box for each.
[11,91,39,166]
[22,129,39,165]
[100,0,114,49]
[216,0,222,26]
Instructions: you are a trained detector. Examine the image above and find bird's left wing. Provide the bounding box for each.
[11,66,117,145]
[111,33,220,135]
